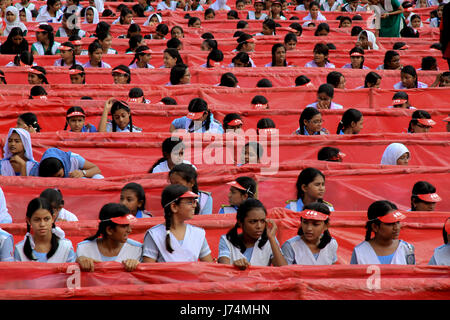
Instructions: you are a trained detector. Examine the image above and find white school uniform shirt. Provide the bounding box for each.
[306,101,343,110]
[282,235,338,265]
[171,115,224,133]
[305,60,336,68]
[151,159,195,173]
[105,121,143,132]
[428,244,450,266]
[31,41,61,55]
[15,2,36,12]
[55,27,86,38]
[218,234,276,266]
[14,235,76,263]
[143,224,210,262]
[302,11,327,21]
[57,208,78,222]
[129,62,155,69]
[76,238,143,262]
[0,228,14,261]
[0,187,12,224]
[54,59,83,67]
[36,9,63,23]
[247,11,268,20]
[393,81,428,89]
[0,128,38,177]
[156,1,178,10]
[321,0,343,11]
[342,63,369,69]
[351,240,415,264]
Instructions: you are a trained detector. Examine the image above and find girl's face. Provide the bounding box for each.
[396,152,410,165]
[350,56,363,68]
[317,92,332,107]
[100,34,112,50]
[59,49,73,61]
[401,72,416,89]
[171,28,184,39]
[120,189,143,215]
[91,48,103,63]
[27,209,54,238]
[163,52,177,68]
[413,200,436,211]
[305,113,323,133]
[28,73,42,85]
[340,19,351,28]
[168,147,184,167]
[271,3,281,14]
[352,117,364,134]
[301,174,325,201]
[437,6,443,18]
[36,31,48,43]
[241,208,266,241]
[236,1,245,10]
[228,186,247,206]
[140,53,152,64]
[411,122,431,133]
[301,218,328,244]
[313,51,326,65]
[49,0,61,12]
[122,13,133,24]
[150,16,159,24]
[275,46,286,64]
[243,41,255,52]
[86,9,94,23]
[243,145,258,164]
[113,108,131,130]
[254,2,263,12]
[112,72,129,84]
[108,224,132,243]
[411,17,421,28]
[419,0,427,6]
[368,78,381,88]
[285,40,297,51]
[234,59,246,67]
[180,68,191,84]
[190,19,201,28]
[309,5,319,19]
[388,55,401,69]
[68,116,85,132]
[337,76,346,89]
[12,35,24,47]
[373,221,401,241]
[70,73,84,84]
[440,75,450,87]
[19,10,26,22]
[174,197,197,220]
[8,132,24,155]
[358,33,369,49]
[169,172,194,191]
[6,11,16,23]
[316,29,329,36]
[205,12,215,20]
[262,24,273,35]
[16,117,32,132]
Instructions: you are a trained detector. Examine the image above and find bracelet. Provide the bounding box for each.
[82,170,87,177]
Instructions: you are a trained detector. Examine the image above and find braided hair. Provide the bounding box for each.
[85,203,131,241]
[298,202,332,249]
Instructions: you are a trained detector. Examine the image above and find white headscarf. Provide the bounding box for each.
[94,0,104,13]
[357,30,379,50]
[83,6,99,24]
[4,6,27,36]
[19,7,33,22]
[143,12,162,26]
[1,128,36,176]
[0,187,11,224]
[209,0,231,11]
[380,143,410,165]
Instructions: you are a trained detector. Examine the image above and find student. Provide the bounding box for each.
[97,31,117,55]
[223,113,244,133]
[336,108,364,134]
[314,22,330,36]
[257,118,276,135]
[167,38,183,51]
[284,33,297,51]
[235,33,256,54]
[69,35,85,55]
[83,41,111,68]
[128,87,150,104]
[118,23,141,39]
[143,13,162,26]
[265,43,288,67]
[380,143,410,165]
[296,0,313,10]
[184,0,203,11]
[219,177,257,214]
[247,0,267,20]
[294,107,329,135]
[204,8,216,20]
[0,28,29,55]
[419,56,438,71]
[64,106,97,132]
[69,64,86,84]
[126,35,145,53]
[350,200,415,265]
[120,182,152,218]
[338,16,352,27]
[27,66,48,85]
[170,98,224,133]
[34,147,103,178]
[285,167,334,212]
[169,163,213,215]
[407,110,435,133]
[430,71,450,87]
[269,0,286,20]
[394,65,428,89]
[200,39,217,52]
[229,52,252,68]
[240,141,264,165]
[0,186,12,224]
[17,112,41,133]
[83,6,99,24]
[251,95,269,109]
[54,42,80,67]
[409,14,423,29]
[0,226,14,261]
[36,0,63,23]
[410,181,441,212]
[326,71,346,89]
[168,64,191,86]
[342,46,369,69]
[170,26,185,39]
[305,43,335,68]
[99,99,142,133]
[218,198,286,269]
[15,0,36,12]
[227,9,239,19]
[306,84,343,110]
[14,197,76,262]
[56,12,86,38]
[112,65,131,84]
[256,78,272,88]
[76,203,142,272]
[149,137,193,173]
[4,6,27,37]
[188,16,201,28]
[31,23,60,55]
[256,18,276,36]
[40,188,78,222]
[156,0,178,11]
[363,71,382,88]
[29,85,48,100]
[0,128,38,176]
[145,23,169,40]
[356,30,379,50]
[202,49,224,68]
[282,202,338,265]
[303,1,326,22]
[142,184,213,262]
[218,72,239,87]
[318,146,345,162]
[295,75,313,87]
[376,50,402,70]
[351,25,363,36]
[429,218,450,266]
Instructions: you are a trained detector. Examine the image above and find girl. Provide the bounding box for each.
[394,65,428,89]
[318,146,345,162]
[410,181,441,212]
[145,23,169,40]
[0,227,13,261]
[282,202,338,265]
[380,143,410,165]
[218,198,286,269]
[162,48,184,69]
[376,50,401,70]
[29,86,47,99]
[0,27,29,54]
[356,30,379,50]
[170,98,224,133]
[429,218,449,266]
[202,49,224,68]
[120,182,152,218]
[185,0,203,11]
[128,87,150,104]
[407,110,435,133]
[305,43,335,68]
[69,36,84,55]
[336,108,364,134]
[389,91,415,109]
[284,33,297,51]
[27,66,48,85]
[83,41,111,68]
[350,200,415,265]
[0,187,12,224]
[251,95,269,109]
[285,167,334,212]
[112,65,131,84]
[76,203,142,272]
[64,106,97,132]
[257,118,276,135]
[235,33,256,55]
[156,0,178,11]
[223,113,244,133]
[201,39,218,52]
[40,188,78,222]
[126,35,145,53]
[83,6,99,24]
[269,0,286,20]
[69,64,86,84]
[14,197,76,263]
[265,43,288,67]
[305,84,343,110]
[97,31,117,55]
[227,10,239,19]
[167,38,183,51]
[322,0,342,11]
[229,52,252,68]
[36,0,63,23]
[170,26,184,39]
[256,18,276,36]
[150,137,193,173]
[409,14,422,29]
[54,42,80,67]
[294,107,329,135]
[247,0,267,20]
[143,13,162,26]
[241,142,264,165]
[338,16,352,28]
[219,72,239,87]
[363,71,382,88]
[112,7,134,25]
[326,71,346,89]
[342,46,369,69]
[132,4,146,17]
[219,176,257,214]
[142,184,214,263]
[303,1,326,22]
[0,128,38,176]
[168,64,191,85]
[4,6,27,37]
[204,8,216,20]
[31,23,60,55]
[17,112,41,133]
[314,22,330,36]
[169,163,213,215]
[15,0,36,12]
[188,16,201,28]
[99,98,143,133]
[56,12,86,37]
[295,75,313,87]
[35,147,103,178]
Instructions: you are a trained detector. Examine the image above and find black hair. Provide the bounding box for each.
[233,30,245,38]
[349,46,365,69]
[164,48,184,65]
[19,112,41,132]
[206,49,224,68]
[0,27,29,54]
[314,22,330,36]
[430,42,442,51]
[37,24,55,55]
[284,32,297,45]
[263,18,276,34]
[102,9,115,17]
[299,107,321,135]
[421,56,437,70]
[401,65,419,88]
[169,163,200,214]
[170,63,189,85]
[318,83,334,98]
[365,200,398,241]
[223,113,243,130]
[289,22,303,36]
[364,71,382,88]
[38,157,64,177]
[119,7,133,24]
[410,181,437,211]
[243,142,264,163]
[256,78,273,88]
[251,95,268,105]
[129,87,144,99]
[298,202,332,249]
[128,35,145,52]
[188,16,201,27]
[62,12,82,37]
[408,109,431,133]
[318,146,341,161]
[227,9,239,19]
[351,26,363,36]
[94,22,111,38]
[326,71,344,88]
[121,182,146,211]
[112,64,131,83]
[187,98,210,132]
[232,176,257,199]
[383,50,400,69]
[29,85,47,99]
[39,188,64,210]
[257,118,276,133]
[126,23,141,38]
[296,167,326,201]
[295,75,311,86]
[64,106,86,130]
[24,198,59,261]
[336,108,363,134]
[326,43,336,50]
[313,43,330,62]
[170,26,184,38]
[59,41,76,67]
[167,37,182,49]
[88,40,103,67]
[132,4,145,17]
[271,43,287,67]
[155,23,169,36]
[338,16,352,27]
[232,52,251,67]
[352,14,363,21]
[96,30,112,43]
[226,198,268,253]
[219,72,239,87]
[13,51,34,67]
[400,26,419,38]
[201,32,215,40]
[236,33,253,51]
[149,136,185,172]
[237,20,248,29]
[204,8,215,19]
[161,96,178,105]
[30,66,48,84]
[129,45,152,67]
[85,203,131,241]
[69,64,85,84]
[111,100,133,132]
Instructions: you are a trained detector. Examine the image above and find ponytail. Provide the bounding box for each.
[23,224,35,260]
[164,210,174,253]
[364,220,375,241]
[226,222,245,253]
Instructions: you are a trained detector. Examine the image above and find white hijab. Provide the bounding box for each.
[143,12,162,26]
[4,6,27,36]
[209,0,230,10]
[1,128,36,176]
[380,143,410,165]
[0,187,11,224]
[357,30,379,50]
[83,6,99,24]
[19,7,33,22]
[93,0,104,13]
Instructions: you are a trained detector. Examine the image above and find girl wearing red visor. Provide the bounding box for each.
[410,181,441,212]
[429,218,450,266]
[219,176,257,214]
[218,198,287,270]
[223,113,244,133]
[76,203,142,272]
[341,46,369,69]
[407,110,435,133]
[64,106,97,132]
[282,202,338,265]
[350,200,415,265]
[142,184,213,262]
[69,64,86,84]
[128,46,155,69]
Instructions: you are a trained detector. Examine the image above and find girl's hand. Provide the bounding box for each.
[9,155,26,167]
[233,258,250,270]
[104,98,116,112]
[69,170,84,178]
[381,13,389,18]
[77,256,100,272]
[265,218,278,239]
[122,259,140,272]
[317,100,329,109]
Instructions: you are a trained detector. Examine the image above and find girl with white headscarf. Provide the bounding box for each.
[380,143,410,165]
[19,7,33,22]
[209,0,231,10]
[0,128,39,176]
[83,6,99,24]
[4,6,28,37]
[0,187,12,224]
[357,30,379,50]
[143,12,162,26]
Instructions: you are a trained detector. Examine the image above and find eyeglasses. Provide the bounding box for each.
[309,119,324,124]
[180,199,197,206]
[415,123,431,129]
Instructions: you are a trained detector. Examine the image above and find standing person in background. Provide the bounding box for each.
[440,3,450,69]
[368,0,405,37]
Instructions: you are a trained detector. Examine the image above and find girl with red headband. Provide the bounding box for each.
[410,181,441,212]
[341,46,369,69]
[219,176,257,214]
[64,106,97,132]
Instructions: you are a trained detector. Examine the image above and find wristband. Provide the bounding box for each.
[82,170,87,177]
